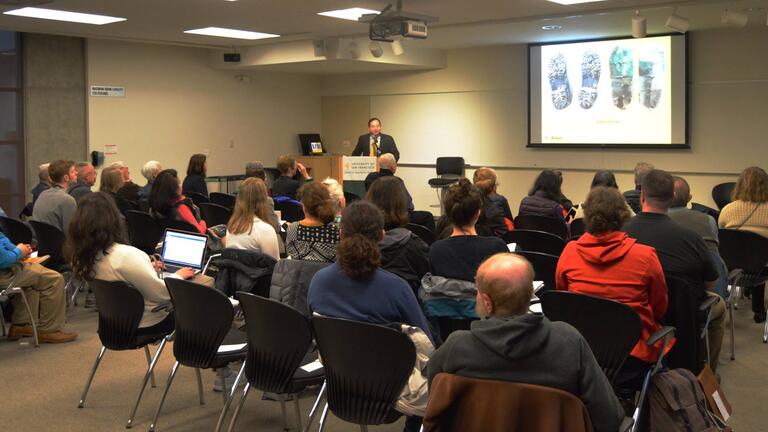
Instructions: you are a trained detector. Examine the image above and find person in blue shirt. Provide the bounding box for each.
[0,232,77,343]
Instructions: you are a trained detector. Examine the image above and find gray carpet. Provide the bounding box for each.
[1,294,763,431]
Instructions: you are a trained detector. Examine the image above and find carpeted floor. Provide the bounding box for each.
[1,293,764,431]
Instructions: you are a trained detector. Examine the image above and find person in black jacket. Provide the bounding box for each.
[518,170,567,221]
[272,155,309,199]
[367,177,430,296]
[473,167,510,237]
[351,117,400,161]
[182,153,208,197]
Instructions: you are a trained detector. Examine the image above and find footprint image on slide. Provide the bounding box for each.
[578,50,601,109]
[609,46,633,110]
[548,52,572,110]
[639,48,665,109]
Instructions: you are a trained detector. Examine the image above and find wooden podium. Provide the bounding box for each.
[295,155,343,185]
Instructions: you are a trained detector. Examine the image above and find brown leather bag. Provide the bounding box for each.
[649,368,722,432]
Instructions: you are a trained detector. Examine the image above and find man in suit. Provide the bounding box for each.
[352,117,400,161]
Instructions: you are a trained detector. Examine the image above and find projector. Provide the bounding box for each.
[370,19,428,41]
[403,20,428,38]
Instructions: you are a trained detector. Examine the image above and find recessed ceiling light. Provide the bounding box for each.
[318,7,379,21]
[3,7,125,25]
[546,0,608,5]
[184,27,279,40]
[542,25,563,30]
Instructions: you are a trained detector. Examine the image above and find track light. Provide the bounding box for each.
[631,10,646,38]
[665,12,690,33]
[722,9,748,27]
[369,41,384,58]
[391,39,404,56]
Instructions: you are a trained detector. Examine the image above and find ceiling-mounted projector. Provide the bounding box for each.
[360,0,437,42]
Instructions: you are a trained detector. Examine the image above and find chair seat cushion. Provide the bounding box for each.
[287,350,325,392]
[211,328,248,367]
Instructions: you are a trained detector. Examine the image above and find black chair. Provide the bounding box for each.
[405,223,435,245]
[77,280,172,428]
[718,228,768,356]
[222,293,325,432]
[428,157,465,210]
[712,182,736,210]
[311,317,415,430]
[344,191,361,204]
[690,202,720,221]
[0,216,34,245]
[503,229,566,256]
[28,220,66,271]
[274,200,304,223]
[186,191,210,207]
[200,203,233,228]
[515,251,559,293]
[0,266,39,347]
[513,215,569,241]
[155,217,200,234]
[570,218,586,239]
[149,278,247,432]
[125,211,163,256]
[210,192,236,209]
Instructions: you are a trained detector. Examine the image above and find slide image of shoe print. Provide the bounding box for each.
[638,48,665,109]
[578,50,601,109]
[609,46,633,110]
[548,52,572,110]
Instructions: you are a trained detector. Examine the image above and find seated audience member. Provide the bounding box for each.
[623,162,654,214]
[364,153,413,209]
[67,192,196,336]
[518,169,567,221]
[139,160,163,200]
[225,178,280,260]
[669,176,728,299]
[367,176,430,295]
[238,161,280,228]
[272,155,309,199]
[149,169,207,234]
[100,166,138,215]
[473,167,510,236]
[429,179,507,282]
[427,253,623,432]
[110,161,142,204]
[0,231,77,343]
[285,182,339,262]
[32,159,78,233]
[68,162,96,203]
[573,170,634,220]
[322,177,345,224]
[556,187,670,384]
[31,162,51,205]
[245,161,266,181]
[623,169,725,369]
[719,166,768,322]
[182,153,208,197]
[555,170,575,211]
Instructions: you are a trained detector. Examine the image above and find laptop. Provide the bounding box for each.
[160,229,208,278]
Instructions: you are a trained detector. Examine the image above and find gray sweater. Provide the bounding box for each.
[32,186,77,233]
[427,314,624,432]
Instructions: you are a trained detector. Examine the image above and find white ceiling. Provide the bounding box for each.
[0,0,766,50]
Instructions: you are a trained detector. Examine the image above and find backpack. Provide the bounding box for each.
[649,368,723,432]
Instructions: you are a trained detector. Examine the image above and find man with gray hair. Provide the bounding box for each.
[31,163,51,204]
[623,161,654,213]
[139,160,163,200]
[245,161,266,180]
[69,162,96,203]
[427,253,624,432]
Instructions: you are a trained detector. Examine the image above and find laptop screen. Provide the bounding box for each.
[161,229,208,269]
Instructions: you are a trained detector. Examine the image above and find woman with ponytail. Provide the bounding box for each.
[308,200,432,337]
[429,179,508,282]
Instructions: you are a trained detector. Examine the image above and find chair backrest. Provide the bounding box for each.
[238,292,314,393]
[541,291,641,384]
[423,373,592,432]
[515,251,559,293]
[199,203,233,227]
[155,217,200,234]
[186,191,210,206]
[662,275,704,373]
[312,316,416,426]
[711,182,735,210]
[165,278,234,368]
[90,279,148,350]
[0,216,34,245]
[718,229,768,277]
[570,218,586,239]
[435,157,465,178]
[209,192,236,209]
[513,215,569,240]
[405,223,435,245]
[274,199,305,222]
[503,230,566,256]
[125,211,163,255]
[28,220,65,269]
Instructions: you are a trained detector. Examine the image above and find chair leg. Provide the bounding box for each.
[219,368,229,404]
[17,289,39,347]
[126,338,168,429]
[229,361,246,400]
[279,395,289,431]
[144,345,157,388]
[729,297,736,360]
[215,370,242,432]
[78,345,107,408]
[317,403,329,432]
[293,396,302,431]
[149,360,180,432]
[763,318,768,344]
[360,426,369,432]
[196,368,206,405]
[303,381,326,432]
[0,306,6,336]
[67,276,78,307]
[226,382,251,432]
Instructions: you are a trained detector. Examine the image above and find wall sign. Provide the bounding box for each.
[90,86,126,97]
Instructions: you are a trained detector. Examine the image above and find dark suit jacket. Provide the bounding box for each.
[352,133,399,161]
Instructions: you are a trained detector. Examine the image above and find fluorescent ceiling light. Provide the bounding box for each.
[184,27,279,40]
[318,7,379,21]
[3,7,125,25]
[546,0,608,5]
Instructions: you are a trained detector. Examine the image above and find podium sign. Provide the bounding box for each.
[342,156,377,181]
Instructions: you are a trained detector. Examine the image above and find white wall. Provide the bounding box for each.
[87,39,322,185]
[321,27,768,212]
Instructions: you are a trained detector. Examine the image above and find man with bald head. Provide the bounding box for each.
[427,253,623,432]
[364,153,414,211]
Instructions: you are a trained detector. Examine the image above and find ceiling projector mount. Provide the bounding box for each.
[360,0,438,42]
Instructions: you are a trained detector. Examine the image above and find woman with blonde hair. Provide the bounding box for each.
[225,177,280,260]
[719,166,768,322]
[322,177,346,224]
